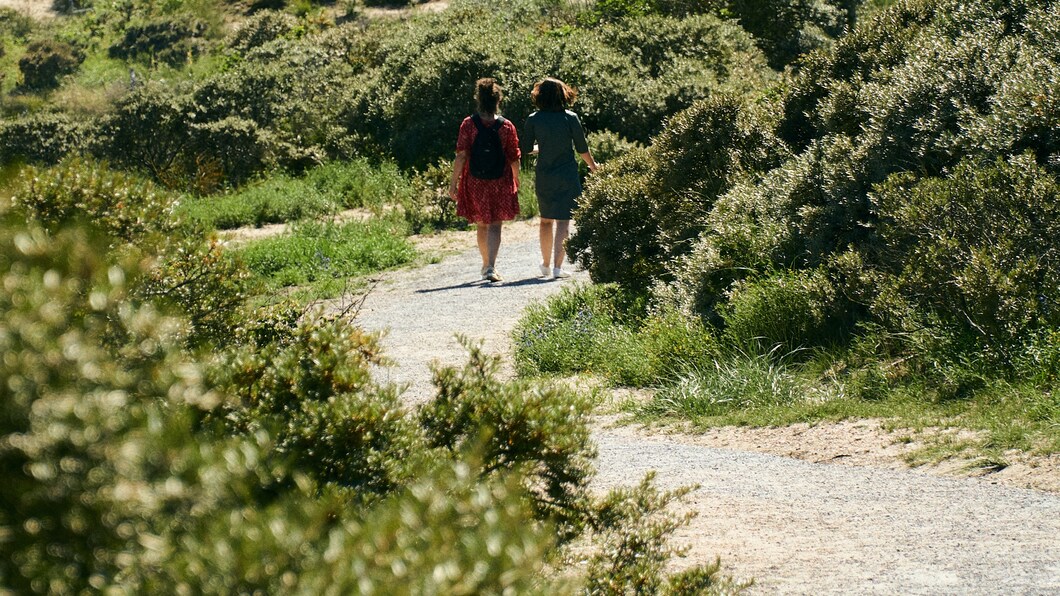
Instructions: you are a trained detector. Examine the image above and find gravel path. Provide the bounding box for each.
[330,219,1060,594]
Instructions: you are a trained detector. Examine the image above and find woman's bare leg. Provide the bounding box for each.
[552,219,570,269]
[487,222,502,268]
[539,217,555,268]
[476,223,490,271]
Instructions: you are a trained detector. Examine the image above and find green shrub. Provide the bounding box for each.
[10,158,253,347]
[0,217,563,594]
[583,474,744,595]
[419,341,596,535]
[140,234,254,347]
[570,96,783,294]
[871,155,1060,356]
[97,82,195,181]
[12,157,177,242]
[216,313,425,494]
[0,217,225,594]
[108,15,209,66]
[187,116,273,187]
[225,9,298,54]
[406,159,463,233]
[17,39,84,90]
[0,112,94,165]
[720,268,844,354]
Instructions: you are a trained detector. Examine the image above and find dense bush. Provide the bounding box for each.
[870,155,1060,358]
[12,157,177,243]
[0,112,94,165]
[0,216,558,594]
[216,313,424,494]
[17,39,84,90]
[575,0,1060,346]
[420,342,596,534]
[108,15,209,66]
[12,159,254,347]
[720,268,844,354]
[337,5,771,168]
[225,9,298,54]
[570,95,784,294]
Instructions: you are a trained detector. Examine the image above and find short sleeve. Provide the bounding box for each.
[502,120,521,162]
[456,117,474,153]
[569,112,589,154]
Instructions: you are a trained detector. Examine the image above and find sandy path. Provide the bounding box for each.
[327,221,1060,594]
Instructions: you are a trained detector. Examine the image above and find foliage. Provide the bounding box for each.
[17,39,84,91]
[12,157,177,243]
[0,112,94,165]
[215,312,424,493]
[12,158,253,347]
[406,159,462,233]
[225,9,299,54]
[0,216,561,593]
[569,95,784,294]
[870,155,1060,358]
[420,341,596,535]
[582,474,743,595]
[720,268,846,354]
[108,15,210,66]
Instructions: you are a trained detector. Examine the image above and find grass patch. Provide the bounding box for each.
[178,175,336,229]
[178,159,416,230]
[237,215,416,294]
[305,158,414,210]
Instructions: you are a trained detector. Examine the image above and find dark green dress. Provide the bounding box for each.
[521,109,590,220]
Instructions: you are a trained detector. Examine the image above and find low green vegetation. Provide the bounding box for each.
[237,216,416,291]
[1,158,743,593]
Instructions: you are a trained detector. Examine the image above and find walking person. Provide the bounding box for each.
[449,77,522,283]
[521,77,598,279]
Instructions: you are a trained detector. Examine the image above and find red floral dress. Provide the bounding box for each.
[455,115,521,224]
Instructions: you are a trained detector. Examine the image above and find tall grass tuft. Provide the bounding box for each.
[643,350,806,419]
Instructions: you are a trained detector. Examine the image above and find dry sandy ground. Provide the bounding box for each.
[321,221,1060,594]
[0,0,55,19]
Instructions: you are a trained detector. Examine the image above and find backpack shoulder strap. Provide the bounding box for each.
[471,113,485,130]
[492,115,505,130]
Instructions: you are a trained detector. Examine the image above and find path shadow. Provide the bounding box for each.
[415,276,554,294]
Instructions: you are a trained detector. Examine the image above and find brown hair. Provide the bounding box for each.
[531,77,577,111]
[475,77,503,115]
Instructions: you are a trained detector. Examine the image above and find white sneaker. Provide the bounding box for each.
[539,264,551,278]
[552,267,570,279]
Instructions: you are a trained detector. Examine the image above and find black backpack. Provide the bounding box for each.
[468,114,506,180]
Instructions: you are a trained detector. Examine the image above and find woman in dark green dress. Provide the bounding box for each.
[521,78,598,279]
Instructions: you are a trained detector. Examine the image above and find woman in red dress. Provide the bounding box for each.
[448,77,521,282]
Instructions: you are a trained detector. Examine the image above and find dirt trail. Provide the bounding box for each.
[328,220,1060,594]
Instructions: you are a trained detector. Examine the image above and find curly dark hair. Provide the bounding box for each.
[531,77,577,111]
[475,77,504,115]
